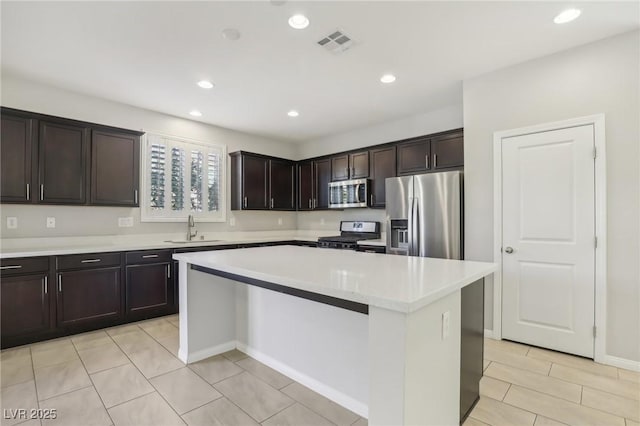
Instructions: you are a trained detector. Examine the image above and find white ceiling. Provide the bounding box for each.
[1,1,638,143]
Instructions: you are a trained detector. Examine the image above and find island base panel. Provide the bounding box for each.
[369,290,461,426]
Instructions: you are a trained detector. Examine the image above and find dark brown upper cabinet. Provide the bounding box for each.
[397,137,431,175]
[1,113,36,203]
[369,146,396,208]
[331,151,369,181]
[270,159,295,210]
[297,161,314,211]
[431,131,464,170]
[230,152,295,211]
[91,130,140,206]
[38,120,90,204]
[314,158,332,209]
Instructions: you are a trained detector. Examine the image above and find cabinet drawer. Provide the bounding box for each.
[0,257,49,276]
[125,249,172,265]
[57,252,121,271]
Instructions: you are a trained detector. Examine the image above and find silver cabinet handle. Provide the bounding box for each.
[425,155,429,169]
[44,276,48,294]
[142,254,158,259]
[58,274,62,292]
[26,183,30,201]
[313,198,317,208]
[504,247,514,254]
[308,199,311,209]
[433,154,438,168]
[167,264,170,279]
[243,197,248,208]
[40,184,44,200]
[134,189,138,204]
[81,259,101,263]
[370,194,374,205]
[0,265,22,270]
[270,198,274,209]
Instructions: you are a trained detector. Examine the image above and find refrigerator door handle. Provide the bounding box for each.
[412,197,419,256]
[407,197,414,256]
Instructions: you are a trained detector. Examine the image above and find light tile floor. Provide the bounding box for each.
[1,316,638,426]
[466,338,640,426]
[0,315,363,426]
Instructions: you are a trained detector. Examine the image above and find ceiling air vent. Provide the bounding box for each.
[317,29,354,54]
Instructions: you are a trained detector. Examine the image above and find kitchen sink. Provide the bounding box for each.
[164,239,222,244]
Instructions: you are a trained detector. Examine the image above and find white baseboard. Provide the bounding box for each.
[180,341,236,364]
[484,329,496,340]
[603,354,640,372]
[237,342,368,418]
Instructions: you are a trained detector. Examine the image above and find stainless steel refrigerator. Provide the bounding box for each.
[385,171,463,259]
[385,170,483,423]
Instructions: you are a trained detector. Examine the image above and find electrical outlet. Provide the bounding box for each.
[229,216,236,227]
[442,311,450,340]
[6,217,17,229]
[46,217,56,228]
[320,218,325,225]
[278,217,283,226]
[118,217,134,227]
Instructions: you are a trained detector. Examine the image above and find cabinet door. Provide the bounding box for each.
[1,273,50,337]
[314,159,332,209]
[331,155,349,181]
[269,159,295,210]
[243,155,269,209]
[126,263,172,317]
[1,114,35,203]
[431,132,464,170]
[297,161,314,211]
[369,146,396,208]
[57,267,121,327]
[91,130,139,206]
[349,151,369,179]
[397,138,430,175]
[39,121,89,204]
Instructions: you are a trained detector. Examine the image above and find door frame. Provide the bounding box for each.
[492,114,607,363]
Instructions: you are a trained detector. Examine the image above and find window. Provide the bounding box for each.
[141,133,226,222]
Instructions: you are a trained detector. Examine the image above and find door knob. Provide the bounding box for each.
[504,247,514,254]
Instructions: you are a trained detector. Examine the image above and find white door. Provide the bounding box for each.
[501,125,595,358]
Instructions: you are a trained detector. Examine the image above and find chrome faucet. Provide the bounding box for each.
[186,214,198,241]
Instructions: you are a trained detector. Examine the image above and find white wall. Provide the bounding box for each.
[0,75,298,237]
[463,31,639,362]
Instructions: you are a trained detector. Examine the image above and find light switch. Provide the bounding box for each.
[442,311,450,340]
[229,217,236,227]
[278,217,283,226]
[118,217,134,227]
[6,217,17,229]
[46,217,56,228]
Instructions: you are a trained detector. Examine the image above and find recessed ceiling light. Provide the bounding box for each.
[287,110,299,117]
[222,28,241,40]
[189,110,202,117]
[380,74,397,84]
[554,9,581,24]
[197,80,214,89]
[288,14,309,29]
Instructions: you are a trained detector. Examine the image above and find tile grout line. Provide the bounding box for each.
[106,320,187,424]
[70,329,117,426]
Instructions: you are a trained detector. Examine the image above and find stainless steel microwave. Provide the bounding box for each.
[329,179,370,208]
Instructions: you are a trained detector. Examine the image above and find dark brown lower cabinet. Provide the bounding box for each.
[1,273,50,338]
[57,267,121,327]
[126,262,172,319]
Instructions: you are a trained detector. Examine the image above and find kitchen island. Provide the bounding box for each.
[173,245,497,426]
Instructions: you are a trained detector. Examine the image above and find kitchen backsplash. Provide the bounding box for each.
[295,208,386,231]
[0,204,297,238]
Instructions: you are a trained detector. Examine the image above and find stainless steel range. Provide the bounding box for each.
[317,221,381,250]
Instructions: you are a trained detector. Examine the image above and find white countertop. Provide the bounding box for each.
[173,245,497,313]
[0,231,329,259]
